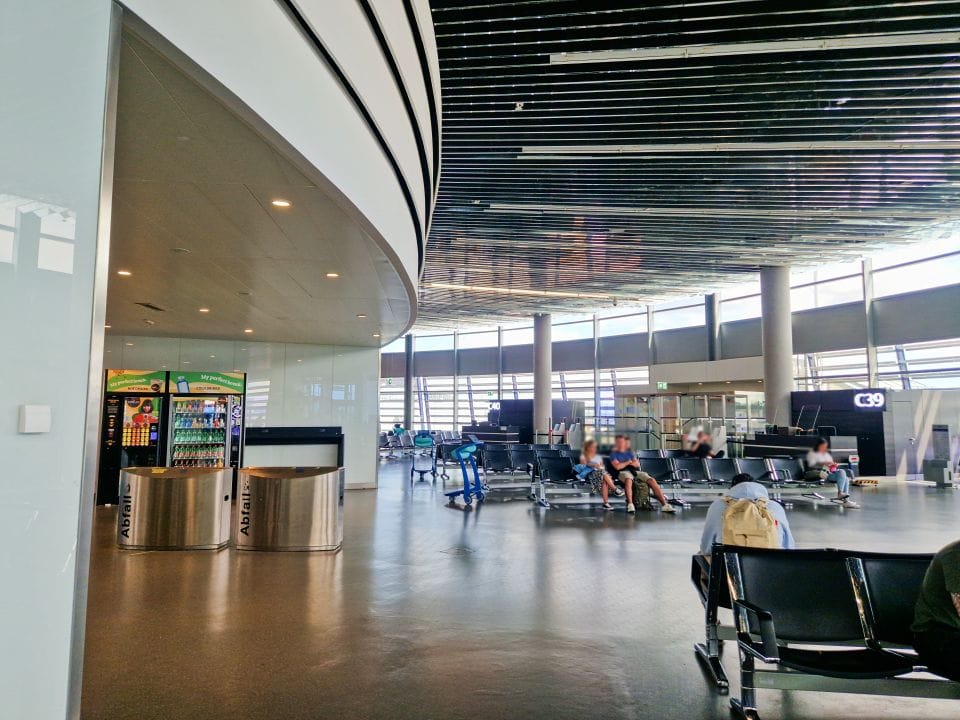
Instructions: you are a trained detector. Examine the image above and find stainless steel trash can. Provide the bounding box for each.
[234,466,345,551]
[117,467,232,550]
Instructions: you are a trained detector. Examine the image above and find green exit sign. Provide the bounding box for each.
[656,381,668,390]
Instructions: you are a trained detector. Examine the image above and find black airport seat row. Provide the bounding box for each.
[636,448,691,459]
[690,545,959,715]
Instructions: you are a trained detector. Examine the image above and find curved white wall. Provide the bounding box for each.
[121,0,441,323]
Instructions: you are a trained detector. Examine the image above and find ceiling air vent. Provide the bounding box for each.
[135,302,166,312]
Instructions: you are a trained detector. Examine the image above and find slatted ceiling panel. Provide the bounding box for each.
[420,0,960,329]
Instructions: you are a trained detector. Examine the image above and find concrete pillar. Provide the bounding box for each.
[0,2,120,716]
[705,293,720,361]
[760,266,794,428]
[862,258,879,386]
[533,313,552,440]
[403,334,413,429]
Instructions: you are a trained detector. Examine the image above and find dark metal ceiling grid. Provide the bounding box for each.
[421,0,960,328]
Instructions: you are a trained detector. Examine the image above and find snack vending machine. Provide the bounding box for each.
[166,371,246,469]
[97,370,168,504]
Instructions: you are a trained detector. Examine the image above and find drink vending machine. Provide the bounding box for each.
[97,370,168,505]
[96,370,247,504]
[167,371,246,469]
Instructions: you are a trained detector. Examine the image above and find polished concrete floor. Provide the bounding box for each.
[81,463,960,719]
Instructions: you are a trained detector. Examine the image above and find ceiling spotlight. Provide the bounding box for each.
[325,272,340,279]
[105,324,111,329]
[244,328,254,334]
[297,359,303,363]
[356,314,367,319]
[198,307,210,313]
[117,270,132,276]
[514,101,525,111]
[183,361,191,365]
[372,333,381,338]
[271,199,292,208]
[238,290,252,296]
[209,355,216,358]
[142,319,156,326]
[171,247,191,254]
[125,342,134,347]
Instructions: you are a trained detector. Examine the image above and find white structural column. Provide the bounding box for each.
[760,266,794,428]
[0,2,119,717]
[533,313,553,439]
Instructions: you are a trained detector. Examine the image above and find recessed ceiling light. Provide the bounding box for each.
[325,272,340,279]
[105,324,111,329]
[183,361,190,365]
[117,270,132,276]
[125,342,134,347]
[356,314,367,319]
[209,355,216,358]
[297,359,302,363]
[171,247,191,254]
[238,290,251,296]
[271,199,291,208]
[725,381,732,384]
[244,328,254,334]
[372,333,381,338]
[198,307,210,313]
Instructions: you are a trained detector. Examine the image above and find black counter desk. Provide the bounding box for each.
[743,434,858,462]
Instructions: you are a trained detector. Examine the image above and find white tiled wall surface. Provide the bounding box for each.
[104,335,380,488]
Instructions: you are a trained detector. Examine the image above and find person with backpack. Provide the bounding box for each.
[699,473,794,555]
[608,435,676,514]
[574,439,623,511]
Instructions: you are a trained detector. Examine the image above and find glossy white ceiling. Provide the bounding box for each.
[106,29,412,346]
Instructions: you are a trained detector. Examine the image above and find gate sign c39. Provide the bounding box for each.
[852,390,886,411]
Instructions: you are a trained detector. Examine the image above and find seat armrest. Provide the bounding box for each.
[690,555,709,605]
[733,599,780,661]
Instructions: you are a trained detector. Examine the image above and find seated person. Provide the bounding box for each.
[699,473,794,556]
[575,439,622,511]
[806,437,859,508]
[913,540,960,681]
[608,435,676,514]
[689,431,716,459]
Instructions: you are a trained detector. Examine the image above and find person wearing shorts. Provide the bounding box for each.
[576,439,621,510]
[608,435,676,514]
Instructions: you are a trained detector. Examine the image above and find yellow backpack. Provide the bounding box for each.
[722,497,781,549]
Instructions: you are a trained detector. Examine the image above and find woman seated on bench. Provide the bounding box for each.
[576,439,622,511]
[806,437,860,508]
[913,539,960,681]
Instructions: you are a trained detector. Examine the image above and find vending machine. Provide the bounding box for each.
[166,371,246,469]
[97,370,168,504]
